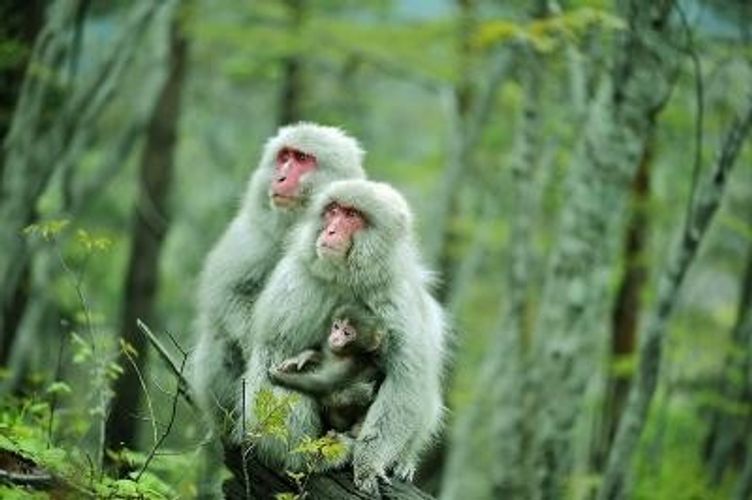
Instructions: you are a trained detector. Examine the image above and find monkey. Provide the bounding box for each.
[189,123,366,429]
[238,179,446,492]
[187,123,365,498]
[268,303,386,438]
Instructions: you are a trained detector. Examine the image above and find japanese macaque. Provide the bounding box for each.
[189,123,366,430]
[239,180,446,492]
[268,303,386,437]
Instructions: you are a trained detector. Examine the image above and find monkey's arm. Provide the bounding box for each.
[353,317,444,491]
[268,358,354,397]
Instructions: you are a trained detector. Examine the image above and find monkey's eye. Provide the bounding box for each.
[295,151,307,162]
[333,321,341,329]
[344,207,358,219]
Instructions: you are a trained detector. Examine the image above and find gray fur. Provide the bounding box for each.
[238,180,447,490]
[268,306,385,436]
[189,123,366,429]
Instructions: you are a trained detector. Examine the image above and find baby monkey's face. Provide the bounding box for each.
[329,318,358,353]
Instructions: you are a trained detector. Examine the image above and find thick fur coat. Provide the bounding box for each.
[239,180,447,488]
[189,123,366,428]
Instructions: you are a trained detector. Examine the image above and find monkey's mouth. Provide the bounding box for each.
[316,242,348,260]
[270,193,299,208]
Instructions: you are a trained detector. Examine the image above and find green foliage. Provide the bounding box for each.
[293,433,348,463]
[250,388,299,443]
[474,8,625,52]
[23,219,70,241]
[0,39,29,70]
[0,397,174,498]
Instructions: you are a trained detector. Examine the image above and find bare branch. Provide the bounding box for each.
[136,319,194,408]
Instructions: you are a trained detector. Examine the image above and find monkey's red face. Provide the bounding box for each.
[328,318,357,352]
[316,203,366,260]
[270,147,317,208]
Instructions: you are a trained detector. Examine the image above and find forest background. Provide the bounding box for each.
[0,0,751,499]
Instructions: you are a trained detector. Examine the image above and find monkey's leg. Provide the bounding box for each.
[189,330,241,429]
[241,349,323,471]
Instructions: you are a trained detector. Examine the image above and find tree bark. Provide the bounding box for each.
[0,0,79,362]
[0,0,156,364]
[0,1,44,360]
[441,5,548,497]
[277,0,305,126]
[703,239,752,484]
[432,0,477,304]
[595,136,653,469]
[105,6,188,453]
[529,1,676,497]
[598,93,752,500]
[223,446,433,500]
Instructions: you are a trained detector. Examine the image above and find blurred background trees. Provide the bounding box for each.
[0,0,751,498]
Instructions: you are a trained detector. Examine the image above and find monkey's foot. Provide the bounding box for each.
[392,461,417,482]
[353,462,390,494]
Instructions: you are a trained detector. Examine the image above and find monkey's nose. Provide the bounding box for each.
[277,175,287,183]
[328,229,336,235]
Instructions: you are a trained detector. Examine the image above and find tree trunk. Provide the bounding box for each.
[529,1,675,497]
[431,0,476,304]
[0,0,79,361]
[105,7,188,453]
[0,1,44,360]
[598,94,752,500]
[440,5,547,497]
[0,0,156,363]
[277,0,305,126]
[595,137,653,469]
[703,241,752,484]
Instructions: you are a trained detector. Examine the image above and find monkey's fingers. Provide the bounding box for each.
[277,359,298,372]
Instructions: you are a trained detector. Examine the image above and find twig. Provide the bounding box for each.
[241,378,251,500]
[0,469,56,489]
[46,329,68,447]
[121,339,158,445]
[135,344,188,481]
[135,319,194,407]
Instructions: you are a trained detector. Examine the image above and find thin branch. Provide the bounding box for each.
[674,1,705,242]
[0,469,56,489]
[46,329,68,447]
[121,340,159,446]
[135,345,188,481]
[135,319,194,407]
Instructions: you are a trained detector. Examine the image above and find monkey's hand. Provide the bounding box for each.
[275,349,320,373]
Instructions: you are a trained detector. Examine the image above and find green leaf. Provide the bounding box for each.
[46,381,72,396]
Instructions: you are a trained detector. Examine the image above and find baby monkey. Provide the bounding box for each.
[268,304,385,437]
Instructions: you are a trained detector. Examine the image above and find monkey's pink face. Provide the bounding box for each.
[316,203,366,260]
[328,318,357,352]
[270,147,317,208]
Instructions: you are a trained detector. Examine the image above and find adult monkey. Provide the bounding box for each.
[239,180,446,492]
[190,123,366,429]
